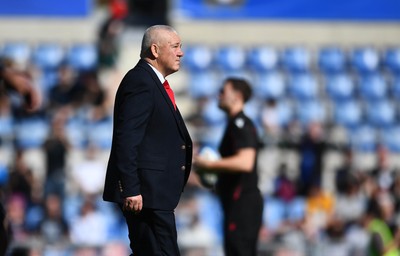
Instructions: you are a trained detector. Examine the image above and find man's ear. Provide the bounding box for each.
[150,44,159,58]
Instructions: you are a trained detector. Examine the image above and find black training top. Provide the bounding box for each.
[217,111,261,202]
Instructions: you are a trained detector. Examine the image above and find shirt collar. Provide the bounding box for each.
[146,63,165,84]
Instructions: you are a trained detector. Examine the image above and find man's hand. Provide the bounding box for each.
[123,195,143,213]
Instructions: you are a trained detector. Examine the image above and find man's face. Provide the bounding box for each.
[157,31,184,77]
[218,82,238,112]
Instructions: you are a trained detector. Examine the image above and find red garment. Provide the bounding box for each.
[163,80,176,110]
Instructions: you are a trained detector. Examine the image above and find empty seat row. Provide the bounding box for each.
[0,42,98,71]
[182,45,400,75]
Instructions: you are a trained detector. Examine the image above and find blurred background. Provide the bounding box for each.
[0,0,400,255]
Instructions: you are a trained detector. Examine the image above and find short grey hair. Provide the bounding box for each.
[140,25,177,58]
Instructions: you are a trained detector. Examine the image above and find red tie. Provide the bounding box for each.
[163,80,176,110]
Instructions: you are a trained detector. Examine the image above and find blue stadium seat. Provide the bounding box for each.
[15,117,50,149]
[333,100,363,128]
[215,45,246,72]
[384,47,400,74]
[182,45,214,72]
[318,46,347,74]
[391,75,400,100]
[201,99,225,125]
[253,72,286,100]
[295,100,326,125]
[247,46,279,72]
[365,100,396,128]
[32,43,65,70]
[348,125,377,152]
[1,42,31,68]
[0,115,14,141]
[325,73,355,102]
[281,46,311,73]
[380,125,400,153]
[288,73,319,100]
[351,47,380,74]
[358,73,387,101]
[65,117,88,149]
[66,43,98,71]
[276,100,294,127]
[188,71,220,99]
[87,116,113,150]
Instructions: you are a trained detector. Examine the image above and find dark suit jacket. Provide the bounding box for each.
[103,59,192,210]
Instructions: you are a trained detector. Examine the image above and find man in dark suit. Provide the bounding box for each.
[103,25,192,255]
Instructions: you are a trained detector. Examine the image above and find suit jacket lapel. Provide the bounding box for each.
[138,60,187,139]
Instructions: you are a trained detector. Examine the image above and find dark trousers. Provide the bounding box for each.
[222,192,263,256]
[121,207,180,256]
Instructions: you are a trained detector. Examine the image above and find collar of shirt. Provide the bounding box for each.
[146,62,165,84]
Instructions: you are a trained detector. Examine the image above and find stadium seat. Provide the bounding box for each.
[325,73,355,102]
[1,42,31,68]
[253,71,286,100]
[87,116,113,150]
[365,100,396,128]
[384,47,400,74]
[391,75,400,100]
[348,125,377,152]
[14,117,50,149]
[287,73,319,100]
[247,46,279,72]
[318,46,347,74]
[201,98,225,125]
[351,47,380,74]
[380,125,400,153]
[188,71,220,99]
[0,115,14,141]
[295,100,326,125]
[358,73,387,101]
[66,43,98,71]
[32,43,65,70]
[281,46,311,73]
[215,45,246,72]
[333,100,363,128]
[182,45,214,72]
[65,117,88,149]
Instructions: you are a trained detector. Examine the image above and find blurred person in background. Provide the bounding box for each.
[0,57,42,256]
[102,25,192,255]
[363,192,400,256]
[97,0,127,70]
[37,193,69,246]
[43,109,70,198]
[194,78,263,256]
[370,145,396,192]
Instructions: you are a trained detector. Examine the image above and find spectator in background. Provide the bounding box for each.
[7,149,34,203]
[43,109,69,198]
[280,122,339,197]
[70,198,108,247]
[0,57,42,255]
[194,78,263,256]
[370,145,396,192]
[363,192,400,256]
[71,144,107,197]
[260,98,281,146]
[37,193,69,246]
[48,64,80,111]
[97,0,127,70]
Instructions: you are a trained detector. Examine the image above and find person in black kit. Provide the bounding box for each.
[195,78,263,256]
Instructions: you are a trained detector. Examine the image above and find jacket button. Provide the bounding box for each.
[181,145,186,150]
[181,165,186,171]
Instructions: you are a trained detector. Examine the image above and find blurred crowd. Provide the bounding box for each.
[1,3,400,256]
